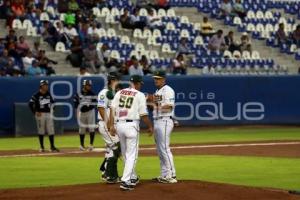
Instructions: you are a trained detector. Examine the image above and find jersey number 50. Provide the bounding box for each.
[119,95,134,109]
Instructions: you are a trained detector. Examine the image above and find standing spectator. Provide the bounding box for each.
[129,56,144,76]
[16,36,30,56]
[83,43,101,73]
[201,16,214,37]
[208,30,226,51]
[26,60,44,76]
[68,0,79,12]
[220,0,232,17]
[22,50,35,70]
[292,25,300,47]
[240,32,252,52]
[276,23,289,45]
[140,55,152,75]
[67,36,83,68]
[232,0,246,19]
[172,54,186,75]
[177,38,191,55]
[224,31,239,52]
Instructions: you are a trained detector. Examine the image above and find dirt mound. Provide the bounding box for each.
[0,181,299,200]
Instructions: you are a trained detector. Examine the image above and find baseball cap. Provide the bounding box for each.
[152,70,166,79]
[107,72,119,81]
[130,75,143,83]
[83,79,92,86]
[40,80,49,86]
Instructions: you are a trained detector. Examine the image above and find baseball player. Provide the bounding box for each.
[109,75,153,191]
[28,80,59,152]
[97,72,121,183]
[151,71,177,183]
[73,80,97,151]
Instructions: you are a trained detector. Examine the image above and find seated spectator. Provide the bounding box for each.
[78,66,91,76]
[201,17,214,37]
[130,8,147,30]
[67,36,83,68]
[3,1,14,28]
[177,38,191,55]
[87,22,100,42]
[37,50,56,75]
[172,54,186,75]
[78,22,89,43]
[292,25,300,47]
[68,0,79,12]
[5,29,17,44]
[120,8,135,30]
[32,42,40,58]
[129,56,144,76]
[16,36,30,56]
[208,30,226,51]
[83,43,101,73]
[119,63,129,75]
[136,0,150,9]
[224,31,239,52]
[58,0,69,13]
[64,11,76,26]
[146,9,164,30]
[140,55,152,75]
[240,32,252,52]
[0,49,14,69]
[75,10,86,26]
[11,0,26,20]
[202,65,216,75]
[22,50,35,70]
[41,21,59,49]
[0,66,7,76]
[220,0,232,17]
[11,65,23,77]
[63,24,78,44]
[26,60,45,76]
[106,56,122,73]
[232,0,246,19]
[276,23,289,45]
[97,44,110,68]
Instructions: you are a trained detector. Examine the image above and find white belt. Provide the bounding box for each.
[154,116,173,120]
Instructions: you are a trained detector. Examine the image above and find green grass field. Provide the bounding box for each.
[0,127,300,190]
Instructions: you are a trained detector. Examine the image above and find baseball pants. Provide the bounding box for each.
[35,113,54,135]
[154,118,176,178]
[98,121,120,158]
[116,121,139,184]
[78,110,96,135]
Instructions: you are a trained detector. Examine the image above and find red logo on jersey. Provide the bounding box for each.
[119,110,128,117]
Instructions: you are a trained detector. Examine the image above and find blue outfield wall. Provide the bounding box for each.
[0,75,300,136]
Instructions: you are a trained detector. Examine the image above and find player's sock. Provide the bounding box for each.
[89,132,95,146]
[79,134,85,147]
[38,135,44,149]
[49,135,55,148]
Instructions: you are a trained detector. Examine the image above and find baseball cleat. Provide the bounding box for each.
[88,146,94,152]
[106,177,121,184]
[130,176,140,186]
[101,174,107,181]
[39,148,45,153]
[50,147,60,152]
[151,176,163,182]
[79,146,86,151]
[159,177,178,184]
[120,182,134,191]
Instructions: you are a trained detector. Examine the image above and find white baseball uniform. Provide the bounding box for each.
[97,88,120,158]
[153,84,176,178]
[111,87,148,184]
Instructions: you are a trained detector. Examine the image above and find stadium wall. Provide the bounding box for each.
[0,76,300,136]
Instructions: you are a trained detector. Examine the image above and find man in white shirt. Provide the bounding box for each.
[109,75,153,191]
[63,24,78,40]
[151,70,177,184]
[129,57,144,76]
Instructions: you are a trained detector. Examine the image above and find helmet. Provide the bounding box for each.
[40,80,49,86]
[82,80,92,86]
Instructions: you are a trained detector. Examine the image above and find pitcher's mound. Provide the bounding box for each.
[0,181,299,200]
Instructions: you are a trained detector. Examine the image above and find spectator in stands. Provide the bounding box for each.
[232,0,246,19]
[32,42,40,58]
[208,30,226,51]
[67,36,83,68]
[140,55,152,75]
[75,10,87,26]
[146,9,164,30]
[63,24,78,44]
[240,32,252,52]
[5,29,17,44]
[292,25,300,47]
[151,0,170,10]
[276,23,289,45]
[26,60,45,76]
[224,31,239,52]
[0,0,6,19]
[172,54,186,75]
[202,65,216,75]
[37,50,57,75]
[64,11,76,26]
[177,38,191,55]
[83,43,101,73]
[136,0,150,9]
[11,65,23,77]
[22,50,35,70]
[97,0,106,9]
[41,21,58,49]
[78,22,89,43]
[120,8,135,30]
[106,55,122,73]
[3,1,14,28]
[58,0,69,13]
[78,66,91,76]
[80,0,97,10]
[129,56,144,76]
[220,0,232,17]
[68,0,79,12]
[130,8,147,29]
[87,22,100,42]
[11,0,26,20]
[0,49,14,69]
[200,17,214,37]
[0,39,5,55]
[0,66,7,76]
[119,63,129,75]
[97,43,110,67]
[16,36,29,57]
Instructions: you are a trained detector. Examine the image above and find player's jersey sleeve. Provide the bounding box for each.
[138,92,148,116]
[163,86,175,106]
[111,91,120,109]
[97,89,108,108]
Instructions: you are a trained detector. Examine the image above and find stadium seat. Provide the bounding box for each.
[247,10,256,19]
[166,22,176,31]
[251,51,261,59]
[223,50,232,59]
[40,12,50,21]
[180,16,190,24]
[101,7,110,17]
[55,42,66,52]
[121,35,131,44]
[97,28,107,37]
[46,6,56,17]
[153,29,162,38]
[149,50,160,60]
[92,7,101,17]
[180,29,190,38]
[264,11,274,19]
[162,43,174,54]
[167,9,176,17]
[133,29,143,39]
[158,9,167,17]
[246,23,256,32]
[26,27,38,37]
[135,43,145,52]
[139,8,148,17]
[111,8,120,16]
[256,11,265,19]
[12,19,23,29]
[110,50,121,60]
[142,29,152,39]
[96,42,103,51]
[107,28,116,37]
[289,44,297,54]
[242,51,251,59]
[233,17,242,26]
[22,20,33,29]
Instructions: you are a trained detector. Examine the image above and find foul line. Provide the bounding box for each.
[0,142,300,158]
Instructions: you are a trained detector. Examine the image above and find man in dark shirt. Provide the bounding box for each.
[73,79,97,151]
[28,80,59,152]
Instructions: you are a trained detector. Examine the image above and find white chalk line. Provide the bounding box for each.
[0,141,300,158]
